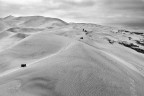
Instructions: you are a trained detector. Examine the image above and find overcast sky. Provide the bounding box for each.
[0,0,144,29]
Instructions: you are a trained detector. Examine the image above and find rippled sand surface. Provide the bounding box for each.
[0,16,144,96]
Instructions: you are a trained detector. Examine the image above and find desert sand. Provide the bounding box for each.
[0,16,144,96]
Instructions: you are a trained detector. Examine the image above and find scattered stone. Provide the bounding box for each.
[128,37,132,40]
[80,37,83,39]
[21,64,26,67]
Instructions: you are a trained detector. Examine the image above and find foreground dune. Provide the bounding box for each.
[0,16,144,96]
[0,32,72,72]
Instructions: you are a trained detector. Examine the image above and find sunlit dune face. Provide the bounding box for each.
[0,16,144,95]
[0,0,42,5]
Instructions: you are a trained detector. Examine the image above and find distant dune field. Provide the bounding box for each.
[0,16,144,96]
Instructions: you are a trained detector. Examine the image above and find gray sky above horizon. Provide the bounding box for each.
[0,0,144,29]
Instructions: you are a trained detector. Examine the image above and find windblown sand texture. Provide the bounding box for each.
[0,16,144,96]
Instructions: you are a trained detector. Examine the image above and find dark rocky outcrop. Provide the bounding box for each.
[131,32,144,35]
[135,40,144,46]
[119,42,144,54]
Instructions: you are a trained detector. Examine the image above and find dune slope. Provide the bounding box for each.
[0,16,144,96]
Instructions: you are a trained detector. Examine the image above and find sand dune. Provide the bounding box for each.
[0,32,28,52]
[0,20,9,32]
[0,16,144,96]
[0,31,13,40]
[3,16,67,28]
[19,17,67,28]
[7,27,44,34]
[0,41,144,96]
[0,32,72,72]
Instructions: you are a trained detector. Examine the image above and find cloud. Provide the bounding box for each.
[104,0,144,14]
[0,0,102,18]
[58,0,97,7]
[0,0,144,28]
[102,0,144,23]
[0,0,42,5]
